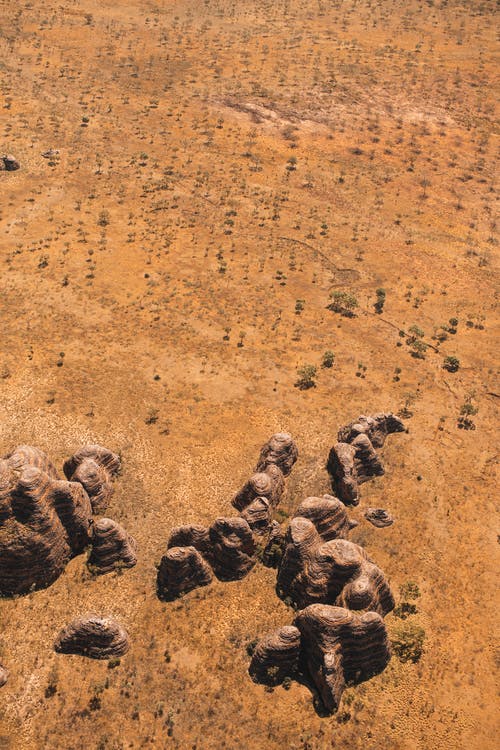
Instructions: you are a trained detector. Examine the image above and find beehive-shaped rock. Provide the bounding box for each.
[232,465,284,511]
[277,517,393,614]
[0,447,93,596]
[294,495,357,540]
[255,433,298,477]
[87,518,137,575]
[249,625,301,685]
[240,496,272,535]
[157,546,213,600]
[337,413,405,449]
[54,615,129,659]
[294,604,391,713]
[64,445,120,514]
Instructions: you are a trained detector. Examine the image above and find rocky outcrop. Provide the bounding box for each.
[294,495,357,540]
[327,435,384,505]
[167,524,211,558]
[277,517,394,615]
[260,521,286,568]
[337,413,405,449]
[249,625,301,685]
[240,496,272,535]
[0,452,92,596]
[232,465,284,511]
[1,155,20,171]
[328,414,405,505]
[63,445,120,514]
[157,546,213,600]
[87,518,137,575]
[54,615,129,659]
[206,517,256,581]
[0,665,8,687]
[256,433,298,477]
[294,604,391,713]
[364,508,394,528]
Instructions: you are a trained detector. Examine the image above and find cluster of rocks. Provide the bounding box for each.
[0,443,136,681]
[0,154,20,171]
[249,414,405,713]
[327,413,405,505]
[156,433,298,601]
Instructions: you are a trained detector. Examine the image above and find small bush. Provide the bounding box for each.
[322,350,335,368]
[295,364,317,390]
[392,623,425,663]
[328,290,359,316]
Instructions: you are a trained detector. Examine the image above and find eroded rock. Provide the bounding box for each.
[87,518,137,575]
[64,445,120,514]
[207,516,256,581]
[294,604,391,713]
[54,615,129,659]
[294,495,357,540]
[0,665,8,687]
[1,155,20,171]
[240,496,272,535]
[364,508,395,528]
[256,433,298,477]
[157,546,213,600]
[327,435,384,505]
[232,465,285,511]
[0,451,93,596]
[338,413,405,449]
[249,625,301,685]
[277,517,393,614]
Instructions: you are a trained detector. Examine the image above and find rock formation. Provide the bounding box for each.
[294,495,357,540]
[328,414,405,505]
[327,435,384,505]
[206,517,257,581]
[260,520,286,568]
[54,615,129,659]
[63,445,120,514]
[232,465,284,511]
[277,517,394,615]
[364,508,394,528]
[87,518,137,574]
[249,625,301,685]
[337,413,405,448]
[294,604,391,713]
[0,665,8,687]
[157,546,213,600]
[255,433,298,477]
[240,496,272,535]
[1,155,20,171]
[0,449,93,596]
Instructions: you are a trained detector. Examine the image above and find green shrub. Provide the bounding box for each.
[392,623,425,663]
[295,364,317,390]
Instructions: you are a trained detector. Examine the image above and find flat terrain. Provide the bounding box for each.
[0,0,498,748]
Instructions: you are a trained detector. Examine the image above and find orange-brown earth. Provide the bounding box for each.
[0,0,498,748]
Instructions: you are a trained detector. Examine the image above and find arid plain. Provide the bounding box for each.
[0,0,498,748]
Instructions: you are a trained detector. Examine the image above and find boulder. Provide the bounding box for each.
[87,518,137,575]
[157,546,212,600]
[2,155,20,171]
[326,434,384,505]
[0,665,8,687]
[364,508,395,528]
[54,615,129,659]
[255,433,298,477]
[249,625,301,685]
[207,516,256,581]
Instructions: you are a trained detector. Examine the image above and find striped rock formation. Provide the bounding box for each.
[232,465,285,511]
[277,517,394,615]
[327,434,384,505]
[240,496,272,535]
[0,449,93,596]
[364,508,395,528]
[54,615,129,659]
[87,518,137,575]
[260,520,286,568]
[294,605,391,713]
[157,546,213,600]
[293,495,358,541]
[255,433,298,477]
[0,665,8,687]
[206,517,257,581]
[63,445,120,514]
[249,625,301,685]
[337,413,405,449]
